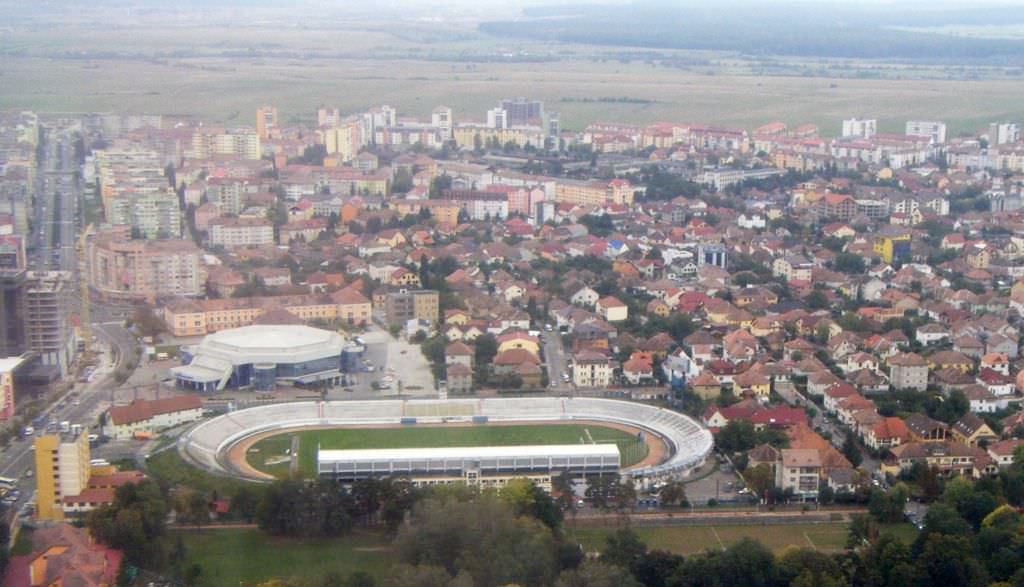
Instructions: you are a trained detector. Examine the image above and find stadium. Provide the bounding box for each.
[171,325,350,392]
[178,397,713,489]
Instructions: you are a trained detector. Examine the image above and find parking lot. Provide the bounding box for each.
[682,459,751,506]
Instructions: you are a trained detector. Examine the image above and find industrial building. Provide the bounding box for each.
[171,324,348,392]
[317,443,621,490]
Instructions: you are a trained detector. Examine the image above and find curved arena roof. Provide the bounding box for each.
[179,397,714,482]
[192,325,345,362]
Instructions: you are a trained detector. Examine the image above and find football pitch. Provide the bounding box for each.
[246,423,650,479]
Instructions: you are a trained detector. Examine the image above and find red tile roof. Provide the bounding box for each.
[108,395,202,426]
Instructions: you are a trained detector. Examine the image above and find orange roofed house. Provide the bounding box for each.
[3,523,122,587]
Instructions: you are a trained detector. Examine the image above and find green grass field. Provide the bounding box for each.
[174,521,917,585]
[247,423,649,479]
[176,527,393,587]
[572,522,918,555]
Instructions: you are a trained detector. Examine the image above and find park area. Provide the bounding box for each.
[246,423,650,478]
[174,521,918,585]
[175,527,393,587]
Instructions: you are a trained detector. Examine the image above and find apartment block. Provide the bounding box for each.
[385,289,440,327]
[34,432,90,521]
[256,106,278,140]
[0,356,23,420]
[188,127,261,160]
[0,236,26,358]
[24,271,76,377]
[841,118,877,139]
[85,232,206,301]
[905,120,947,144]
[209,217,275,247]
[554,178,634,206]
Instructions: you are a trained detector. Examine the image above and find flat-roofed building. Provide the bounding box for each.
[85,232,206,302]
[318,443,620,490]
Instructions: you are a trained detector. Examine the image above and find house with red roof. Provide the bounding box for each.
[103,395,203,440]
[2,524,122,587]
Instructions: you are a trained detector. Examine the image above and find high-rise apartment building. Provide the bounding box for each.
[0,235,26,358]
[34,431,90,521]
[487,108,508,130]
[432,106,453,140]
[842,118,877,139]
[500,98,544,125]
[256,106,278,140]
[905,120,947,144]
[24,271,76,377]
[85,231,206,302]
[989,122,1021,146]
[188,127,261,160]
[0,356,23,420]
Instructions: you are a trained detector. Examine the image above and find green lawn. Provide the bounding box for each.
[572,522,918,555]
[247,424,649,479]
[147,450,257,497]
[176,527,392,587]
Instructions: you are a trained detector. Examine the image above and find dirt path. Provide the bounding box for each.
[225,419,669,481]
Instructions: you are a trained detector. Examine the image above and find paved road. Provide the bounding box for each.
[543,330,571,390]
[0,323,132,517]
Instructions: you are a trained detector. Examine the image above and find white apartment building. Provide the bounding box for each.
[209,217,275,247]
[905,120,947,144]
[841,118,877,139]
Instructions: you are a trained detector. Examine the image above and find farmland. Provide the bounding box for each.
[2,24,1024,136]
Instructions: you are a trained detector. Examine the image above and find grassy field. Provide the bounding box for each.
[3,26,1024,136]
[572,522,918,555]
[147,449,255,497]
[176,527,392,587]
[173,521,917,585]
[247,423,649,479]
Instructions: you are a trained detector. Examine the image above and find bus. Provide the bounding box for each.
[0,477,18,490]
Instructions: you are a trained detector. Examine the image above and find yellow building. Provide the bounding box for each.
[256,105,278,140]
[319,122,360,162]
[555,179,634,206]
[391,199,461,225]
[453,126,545,150]
[34,432,91,521]
[873,234,911,264]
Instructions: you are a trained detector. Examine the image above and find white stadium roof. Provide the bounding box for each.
[319,443,621,463]
[176,324,345,368]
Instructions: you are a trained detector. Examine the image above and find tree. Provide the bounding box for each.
[834,252,867,274]
[557,558,643,587]
[805,290,829,310]
[862,533,911,587]
[474,334,498,365]
[915,534,988,587]
[630,550,685,587]
[230,486,260,522]
[394,495,558,587]
[658,481,687,507]
[601,527,647,569]
[745,463,774,498]
[714,420,757,454]
[256,478,355,538]
[87,480,169,567]
[777,546,844,587]
[842,432,863,467]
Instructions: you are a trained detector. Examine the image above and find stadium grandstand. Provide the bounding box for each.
[178,397,713,487]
